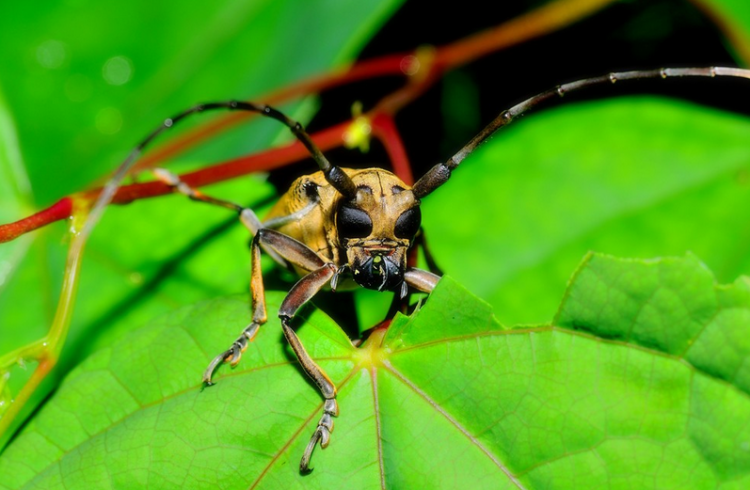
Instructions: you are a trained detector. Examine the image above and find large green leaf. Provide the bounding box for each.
[1,254,748,488]
[424,97,750,326]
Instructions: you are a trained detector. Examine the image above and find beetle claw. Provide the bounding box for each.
[202,322,262,385]
[299,398,338,474]
[202,349,232,386]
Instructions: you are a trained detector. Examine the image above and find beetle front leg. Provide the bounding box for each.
[404,267,441,293]
[277,263,339,474]
[204,229,328,384]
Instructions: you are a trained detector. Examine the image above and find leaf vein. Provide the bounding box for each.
[382,360,528,490]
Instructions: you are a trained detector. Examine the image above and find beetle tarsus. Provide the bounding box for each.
[300,398,338,474]
[227,343,243,366]
[202,322,262,384]
[299,428,321,475]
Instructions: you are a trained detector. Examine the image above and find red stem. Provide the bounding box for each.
[370,113,414,185]
[131,54,407,174]
[0,198,73,243]
[0,122,350,240]
[90,121,350,204]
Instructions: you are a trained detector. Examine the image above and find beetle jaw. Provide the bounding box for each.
[346,243,408,291]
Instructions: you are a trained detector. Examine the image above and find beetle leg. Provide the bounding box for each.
[151,167,303,269]
[256,229,327,271]
[153,168,243,211]
[385,268,440,318]
[204,228,329,384]
[261,199,317,230]
[394,230,440,316]
[152,167,265,232]
[404,267,441,293]
[202,233,267,385]
[277,263,339,474]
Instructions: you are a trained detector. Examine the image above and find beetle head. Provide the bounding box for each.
[335,170,421,291]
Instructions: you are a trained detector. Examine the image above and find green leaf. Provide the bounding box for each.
[424,97,750,326]
[2,255,749,488]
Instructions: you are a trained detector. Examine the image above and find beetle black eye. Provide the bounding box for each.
[394,207,421,240]
[337,205,373,239]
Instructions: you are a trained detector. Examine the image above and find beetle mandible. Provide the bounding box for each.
[112,66,750,473]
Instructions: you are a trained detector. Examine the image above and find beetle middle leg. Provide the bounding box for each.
[202,230,268,383]
[151,167,270,381]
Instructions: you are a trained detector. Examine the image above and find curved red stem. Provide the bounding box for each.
[371,113,414,185]
[0,198,72,243]
[0,121,351,242]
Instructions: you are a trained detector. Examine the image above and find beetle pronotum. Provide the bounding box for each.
[80,66,750,473]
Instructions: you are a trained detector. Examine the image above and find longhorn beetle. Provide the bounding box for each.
[96,66,750,473]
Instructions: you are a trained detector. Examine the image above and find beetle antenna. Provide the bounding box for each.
[78,100,357,245]
[412,66,750,199]
[242,103,357,198]
[150,101,356,197]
